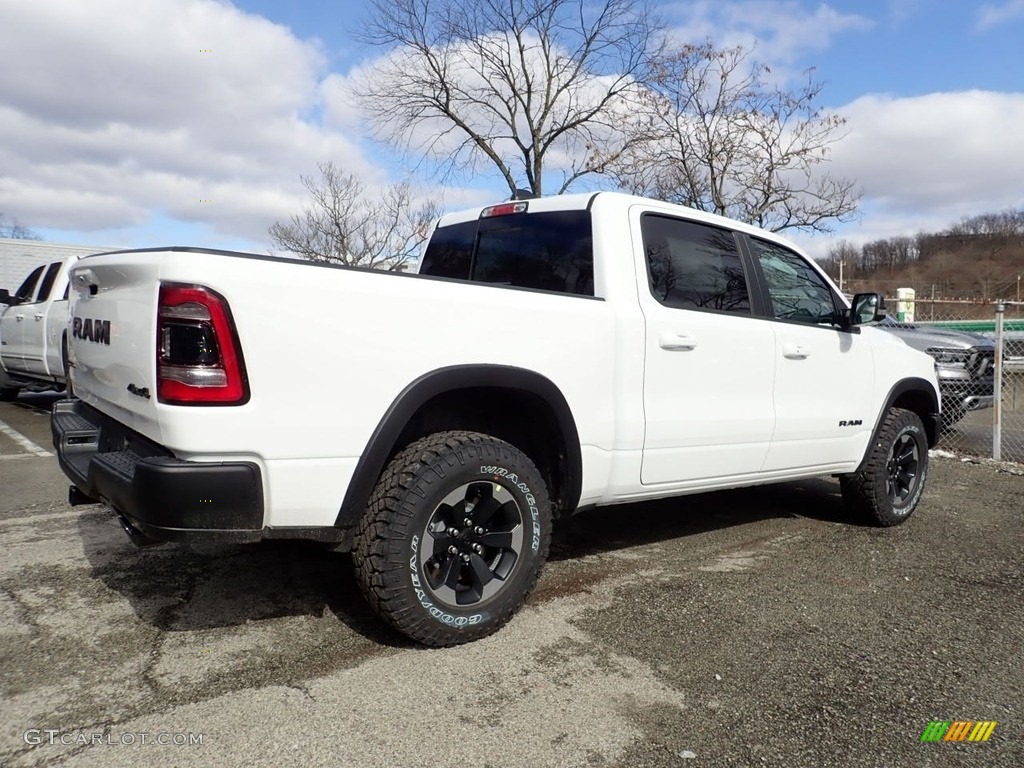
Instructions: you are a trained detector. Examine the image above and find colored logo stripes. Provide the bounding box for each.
[920,721,997,743]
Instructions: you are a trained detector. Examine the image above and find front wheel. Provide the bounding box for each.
[840,408,929,526]
[352,431,551,647]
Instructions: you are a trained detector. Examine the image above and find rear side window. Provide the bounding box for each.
[640,214,750,314]
[36,262,62,302]
[420,210,594,296]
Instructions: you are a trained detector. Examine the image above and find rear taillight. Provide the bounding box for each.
[157,283,248,405]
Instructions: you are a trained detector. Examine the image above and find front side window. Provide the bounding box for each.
[641,214,750,314]
[752,238,840,325]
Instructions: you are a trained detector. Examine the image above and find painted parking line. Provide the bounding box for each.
[0,420,54,458]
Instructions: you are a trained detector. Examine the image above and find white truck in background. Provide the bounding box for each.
[0,256,78,400]
[51,192,942,647]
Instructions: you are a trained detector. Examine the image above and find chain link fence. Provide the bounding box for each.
[879,295,1024,463]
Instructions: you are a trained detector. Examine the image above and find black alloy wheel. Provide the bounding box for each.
[420,481,525,608]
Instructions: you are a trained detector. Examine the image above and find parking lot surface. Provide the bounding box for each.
[1,394,1021,767]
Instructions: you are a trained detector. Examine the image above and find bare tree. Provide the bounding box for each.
[820,238,860,286]
[0,212,40,240]
[603,42,860,233]
[269,163,439,271]
[947,208,1024,237]
[356,0,660,197]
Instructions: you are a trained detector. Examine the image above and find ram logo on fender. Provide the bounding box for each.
[72,317,111,345]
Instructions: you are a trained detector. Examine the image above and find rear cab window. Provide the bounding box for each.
[420,208,594,296]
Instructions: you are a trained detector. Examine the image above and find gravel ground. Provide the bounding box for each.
[1,395,1021,767]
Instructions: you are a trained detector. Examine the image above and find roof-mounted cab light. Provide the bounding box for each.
[480,201,528,218]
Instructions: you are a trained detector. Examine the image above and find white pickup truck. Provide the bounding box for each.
[0,256,78,400]
[52,192,941,646]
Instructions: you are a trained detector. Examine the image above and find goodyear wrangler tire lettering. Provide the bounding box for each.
[352,431,552,647]
[408,535,483,627]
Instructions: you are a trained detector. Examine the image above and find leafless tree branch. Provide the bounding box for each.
[601,42,860,233]
[356,0,660,197]
[0,213,41,240]
[268,162,439,270]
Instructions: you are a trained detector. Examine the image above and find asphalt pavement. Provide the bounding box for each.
[1,393,1021,767]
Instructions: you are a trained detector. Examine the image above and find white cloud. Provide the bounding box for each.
[666,1,872,72]
[0,0,375,247]
[830,91,1024,212]
[976,0,1024,30]
[801,90,1024,257]
[5,0,1021,265]
[886,0,925,26]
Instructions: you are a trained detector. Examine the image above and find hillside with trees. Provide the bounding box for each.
[818,209,1024,316]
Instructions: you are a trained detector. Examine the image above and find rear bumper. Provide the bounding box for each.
[51,400,264,544]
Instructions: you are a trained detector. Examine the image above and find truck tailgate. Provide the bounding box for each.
[67,255,161,436]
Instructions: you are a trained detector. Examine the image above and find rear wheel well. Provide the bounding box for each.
[391,387,575,516]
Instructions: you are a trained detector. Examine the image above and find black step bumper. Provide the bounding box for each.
[51,400,264,544]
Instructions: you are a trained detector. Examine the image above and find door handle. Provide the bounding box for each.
[659,332,697,351]
[34,313,44,320]
[782,343,809,359]
[15,314,24,322]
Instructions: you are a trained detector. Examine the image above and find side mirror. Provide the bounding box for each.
[849,292,886,325]
[0,288,15,306]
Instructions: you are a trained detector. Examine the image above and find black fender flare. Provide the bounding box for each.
[335,365,582,528]
[854,377,940,473]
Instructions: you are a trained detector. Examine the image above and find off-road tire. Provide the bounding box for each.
[0,387,18,402]
[840,408,928,526]
[352,430,551,647]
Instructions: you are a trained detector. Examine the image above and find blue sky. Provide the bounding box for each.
[1,0,1023,260]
